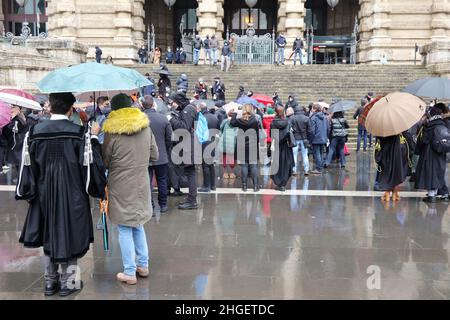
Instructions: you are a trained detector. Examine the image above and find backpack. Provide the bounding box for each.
[195,112,209,144]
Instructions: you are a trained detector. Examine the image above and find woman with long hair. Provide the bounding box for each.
[230,104,260,192]
[270,106,294,191]
[324,111,349,169]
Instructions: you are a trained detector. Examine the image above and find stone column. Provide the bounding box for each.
[198,0,224,40]
[132,0,146,47]
[46,0,79,39]
[283,0,306,64]
[113,0,137,64]
[358,0,392,64]
[431,0,450,42]
[0,0,5,35]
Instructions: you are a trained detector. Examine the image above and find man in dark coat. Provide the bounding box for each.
[95,46,102,63]
[169,93,199,209]
[157,65,171,100]
[290,106,312,175]
[415,103,450,202]
[308,104,329,174]
[285,94,299,111]
[17,92,105,297]
[198,104,220,193]
[143,96,173,213]
[1,106,28,172]
[138,45,148,64]
[236,86,245,100]
[212,77,226,101]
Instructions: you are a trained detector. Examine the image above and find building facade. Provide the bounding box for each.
[1,0,449,71]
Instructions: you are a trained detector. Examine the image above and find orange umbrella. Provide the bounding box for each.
[364,92,426,137]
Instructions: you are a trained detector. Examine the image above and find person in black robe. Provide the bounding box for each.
[375,134,410,202]
[270,106,294,191]
[1,106,28,172]
[16,92,106,297]
[415,103,450,202]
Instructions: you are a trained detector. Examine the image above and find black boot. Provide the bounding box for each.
[59,280,83,297]
[242,183,247,192]
[44,279,60,296]
[422,196,437,203]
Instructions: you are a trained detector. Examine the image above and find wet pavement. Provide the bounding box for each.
[0,152,450,300]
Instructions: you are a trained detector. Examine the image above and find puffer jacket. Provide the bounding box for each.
[329,117,349,138]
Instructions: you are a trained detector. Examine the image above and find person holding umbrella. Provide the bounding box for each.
[157,64,172,100]
[415,103,450,203]
[102,94,159,285]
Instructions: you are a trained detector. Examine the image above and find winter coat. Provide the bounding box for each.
[262,115,275,143]
[290,110,312,142]
[158,75,171,97]
[415,117,450,191]
[202,110,220,159]
[285,98,299,110]
[144,108,173,166]
[293,38,303,52]
[216,108,227,126]
[193,38,202,50]
[203,38,210,50]
[176,75,189,92]
[218,119,238,155]
[1,116,28,166]
[195,84,208,99]
[169,103,198,166]
[102,108,159,227]
[166,51,174,63]
[212,81,226,101]
[353,106,366,131]
[222,44,232,57]
[210,37,219,49]
[138,48,147,58]
[309,112,329,145]
[19,119,106,263]
[230,113,260,164]
[329,117,349,138]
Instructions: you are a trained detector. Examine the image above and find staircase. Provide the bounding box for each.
[130,64,431,150]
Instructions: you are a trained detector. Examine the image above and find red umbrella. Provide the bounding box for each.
[0,89,36,101]
[358,95,384,128]
[0,101,11,133]
[252,94,273,106]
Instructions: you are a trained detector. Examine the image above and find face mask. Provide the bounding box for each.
[289,98,293,102]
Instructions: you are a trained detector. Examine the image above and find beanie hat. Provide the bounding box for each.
[110,93,132,111]
[430,103,446,117]
[267,107,275,115]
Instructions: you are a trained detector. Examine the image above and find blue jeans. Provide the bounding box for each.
[204,49,211,64]
[293,140,310,173]
[139,57,146,64]
[277,48,285,64]
[312,144,324,172]
[293,51,302,65]
[212,48,218,64]
[325,137,346,167]
[357,129,368,151]
[118,225,149,276]
[193,48,200,65]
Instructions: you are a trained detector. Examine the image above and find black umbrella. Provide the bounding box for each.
[403,77,450,100]
[328,100,357,114]
[153,64,172,76]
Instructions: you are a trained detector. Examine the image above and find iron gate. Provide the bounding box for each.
[229,27,275,65]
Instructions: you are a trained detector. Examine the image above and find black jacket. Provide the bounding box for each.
[212,81,226,101]
[290,110,312,142]
[145,108,173,166]
[170,103,199,165]
[230,113,260,163]
[353,106,366,131]
[415,118,450,190]
[158,75,171,97]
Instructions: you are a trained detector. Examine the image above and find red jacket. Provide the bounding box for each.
[262,115,275,143]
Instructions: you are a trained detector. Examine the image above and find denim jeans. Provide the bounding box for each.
[139,57,146,64]
[118,225,149,276]
[312,144,324,172]
[212,48,218,64]
[293,140,309,173]
[204,49,212,64]
[221,55,231,72]
[241,163,258,188]
[277,48,285,64]
[193,48,200,65]
[293,51,302,65]
[357,129,368,151]
[325,136,346,167]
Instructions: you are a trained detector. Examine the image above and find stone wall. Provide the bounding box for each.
[0,0,5,36]
[420,40,450,77]
[0,39,88,92]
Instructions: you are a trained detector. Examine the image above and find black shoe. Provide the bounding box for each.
[373,185,382,191]
[171,190,184,197]
[178,202,198,210]
[422,196,437,203]
[211,187,216,191]
[198,187,211,193]
[341,166,346,169]
[242,184,247,192]
[275,186,285,192]
[160,205,169,214]
[44,281,60,296]
[254,186,260,192]
[59,280,83,297]
[438,194,449,202]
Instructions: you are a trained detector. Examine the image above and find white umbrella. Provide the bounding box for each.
[316,101,330,109]
[0,92,42,111]
[223,101,241,114]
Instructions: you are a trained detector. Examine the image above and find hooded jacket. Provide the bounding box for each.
[309,112,329,145]
[102,108,159,227]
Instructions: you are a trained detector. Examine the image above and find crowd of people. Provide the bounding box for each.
[1,66,450,297]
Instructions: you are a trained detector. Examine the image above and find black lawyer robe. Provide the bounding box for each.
[270,117,294,187]
[18,119,106,263]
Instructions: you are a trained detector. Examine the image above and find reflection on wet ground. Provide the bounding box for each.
[0,153,449,300]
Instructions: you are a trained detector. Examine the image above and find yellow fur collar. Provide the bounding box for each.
[103,108,149,135]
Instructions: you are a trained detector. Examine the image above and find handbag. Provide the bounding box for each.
[286,124,297,148]
[83,123,107,199]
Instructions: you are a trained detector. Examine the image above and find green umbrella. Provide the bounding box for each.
[37,62,151,93]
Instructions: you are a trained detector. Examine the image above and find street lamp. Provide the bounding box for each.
[164,0,176,10]
[327,0,339,10]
